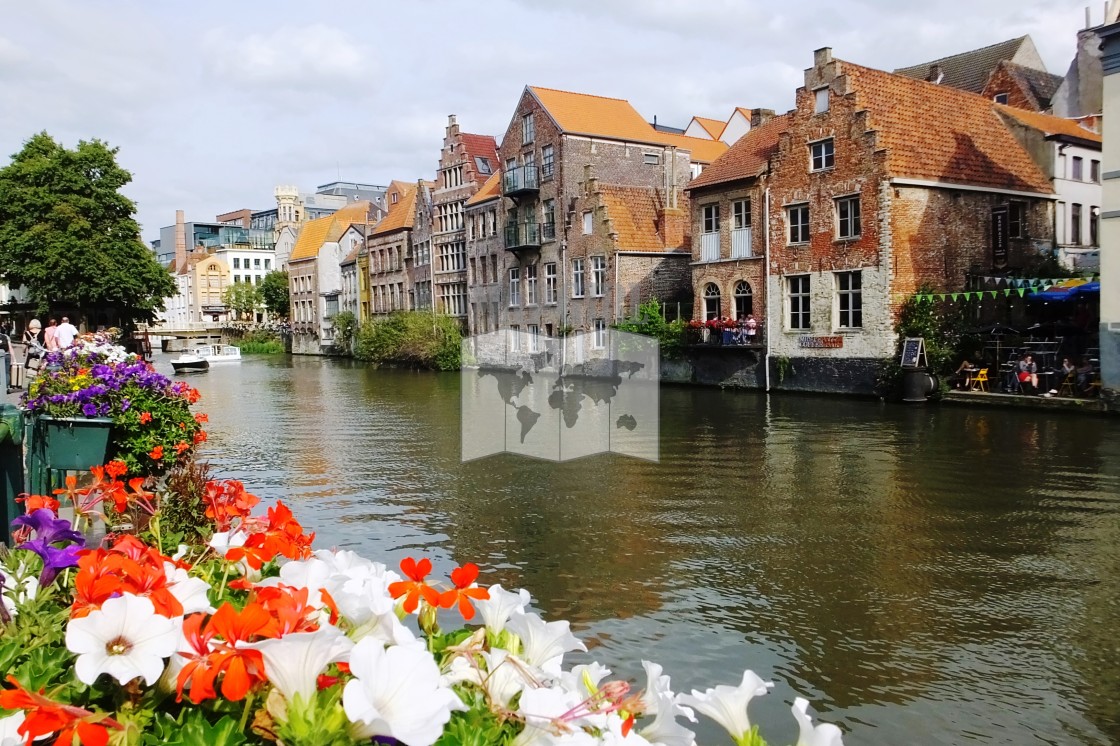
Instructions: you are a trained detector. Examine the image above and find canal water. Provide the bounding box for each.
[179,354,1120,745]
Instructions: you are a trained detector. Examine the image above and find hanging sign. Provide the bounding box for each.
[991,206,1009,268]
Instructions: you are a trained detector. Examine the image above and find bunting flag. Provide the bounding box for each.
[1017,288,1025,297]
[989,290,997,299]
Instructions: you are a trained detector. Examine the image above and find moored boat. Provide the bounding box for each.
[191,343,242,364]
[170,353,210,373]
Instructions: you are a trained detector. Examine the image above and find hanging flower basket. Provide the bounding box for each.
[35,415,113,471]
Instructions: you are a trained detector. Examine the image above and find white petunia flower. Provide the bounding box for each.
[240,625,353,705]
[343,638,465,746]
[0,564,38,620]
[637,660,696,746]
[0,711,25,746]
[505,612,586,674]
[163,562,213,615]
[792,697,844,746]
[558,661,612,699]
[65,593,181,686]
[676,670,773,745]
[474,584,531,634]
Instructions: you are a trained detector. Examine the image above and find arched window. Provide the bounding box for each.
[703,283,721,320]
[734,280,753,318]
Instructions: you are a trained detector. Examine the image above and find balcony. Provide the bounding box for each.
[731,227,752,258]
[505,221,541,251]
[700,232,719,262]
[502,165,540,198]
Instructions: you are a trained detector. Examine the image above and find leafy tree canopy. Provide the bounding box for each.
[221,282,262,320]
[259,270,290,317]
[0,132,175,325]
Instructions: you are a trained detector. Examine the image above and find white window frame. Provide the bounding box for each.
[814,87,829,113]
[703,204,720,234]
[591,256,606,297]
[732,199,750,230]
[835,270,862,330]
[522,113,534,144]
[787,204,810,245]
[508,267,521,307]
[787,275,811,331]
[810,138,834,171]
[544,262,557,304]
[525,263,538,306]
[592,318,607,349]
[572,258,585,298]
[582,210,593,235]
[527,323,539,352]
[835,195,861,240]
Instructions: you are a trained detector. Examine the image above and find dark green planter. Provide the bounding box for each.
[37,416,113,471]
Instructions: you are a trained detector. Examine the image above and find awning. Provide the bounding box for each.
[1026,278,1093,302]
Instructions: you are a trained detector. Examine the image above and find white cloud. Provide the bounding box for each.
[202,24,373,90]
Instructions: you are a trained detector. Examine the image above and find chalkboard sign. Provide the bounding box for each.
[900,337,926,368]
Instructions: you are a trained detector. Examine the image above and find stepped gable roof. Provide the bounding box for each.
[995,104,1103,144]
[459,133,499,183]
[599,185,688,251]
[894,36,1038,94]
[289,201,374,263]
[465,172,500,206]
[988,60,1064,110]
[842,61,1053,194]
[686,113,791,190]
[691,116,726,139]
[527,86,728,163]
[370,181,418,236]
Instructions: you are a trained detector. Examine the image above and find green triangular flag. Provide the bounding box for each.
[1003,289,1011,296]
[951,293,959,302]
[1017,288,1025,297]
[989,290,997,299]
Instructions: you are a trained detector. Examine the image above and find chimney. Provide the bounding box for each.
[927,63,944,84]
[447,113,459,138]
[814,47,832,68]
[751,108,775,127]
[658,207,687,249]
[174,210,186,272]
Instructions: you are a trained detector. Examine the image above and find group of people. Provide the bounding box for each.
[953,350,1098,396]
[717,314,758,345]
[19,317,79,370]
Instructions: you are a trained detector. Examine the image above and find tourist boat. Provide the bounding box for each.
[170,343,241,372]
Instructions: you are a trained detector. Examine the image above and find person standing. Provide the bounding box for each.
[745,313,758,345]
[23,319,44,369]
[55,316,78,348]
[43,318,60,351]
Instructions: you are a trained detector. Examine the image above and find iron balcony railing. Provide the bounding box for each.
[502,165,540,196]
[505,221,542,250]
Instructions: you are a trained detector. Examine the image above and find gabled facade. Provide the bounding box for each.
[367,182,417,316]
[287,201,375,354]
[432,116,499,323]
[894,35,1048,94]
[494,85,723,344]
[464,173,503,336]
[980,60,1063,112]
[688,48,1057,392]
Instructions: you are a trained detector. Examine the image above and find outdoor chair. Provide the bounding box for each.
[1058,372,1076,397]
[970,368,989,392]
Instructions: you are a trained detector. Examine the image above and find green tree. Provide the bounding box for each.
[613,299,687,358]
[221,282,262,320]
[0,132,175,327]
[259,269,290,317]
[331,310,356,356]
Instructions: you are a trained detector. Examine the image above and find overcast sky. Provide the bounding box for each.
[0,0,1098,242]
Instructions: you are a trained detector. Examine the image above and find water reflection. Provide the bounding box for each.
[181,355,1120,745]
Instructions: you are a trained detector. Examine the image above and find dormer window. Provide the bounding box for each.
[810,139,834,171]
[993,92,1009,105]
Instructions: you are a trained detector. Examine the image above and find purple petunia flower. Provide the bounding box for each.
[120,398,131,412]
[81,402,98,417]
[13,509,85,585]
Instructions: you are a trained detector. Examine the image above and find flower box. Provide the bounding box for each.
[35,415,113,471]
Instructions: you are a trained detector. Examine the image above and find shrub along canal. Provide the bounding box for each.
[181,353,1120,745]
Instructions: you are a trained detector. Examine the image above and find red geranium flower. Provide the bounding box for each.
[439,562,490,620]
[139,412,152,425]
[388,557,440,614]
[0,675,120,746]
[148,445,163,460]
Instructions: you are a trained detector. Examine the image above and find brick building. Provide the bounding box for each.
[432,116,499,324]
[464,173,503,335]
[409,180,434,313]
[367,181,418,316]
[687,48,1057,391]
[492,85,726,345]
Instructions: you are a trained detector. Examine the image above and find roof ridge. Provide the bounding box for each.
[895,35,1029,69]
[528,85,631,103]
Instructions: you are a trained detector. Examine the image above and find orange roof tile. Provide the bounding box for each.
[289,201,375,263]
[994,104,1102,144]
[460,133,500,183]
[528,86,728,163]
[371,182,418,236]
[600,185,686,251]
[686,114,791,191]
[841,61,1052,194]
[691,116,726,139]
[733,107,753,119]
[465,172,500,206]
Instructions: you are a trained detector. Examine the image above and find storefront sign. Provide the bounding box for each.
[799,336,844,349]
[991,206,1009,268]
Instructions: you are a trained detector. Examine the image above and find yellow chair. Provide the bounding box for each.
[970,368,989,392]
[1058,372,1076,397]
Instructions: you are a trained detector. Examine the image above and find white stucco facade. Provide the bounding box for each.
[1052,142,1103,269]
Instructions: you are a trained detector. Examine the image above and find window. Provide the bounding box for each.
[593,319,607,349]
[233,275,241,284]
[1009,202,1026,238]
[993,92,1009,105]
[734,281,753,318]
[391,192,398,204]
[233,258,240,269]
[1072,156,1084,181]
[836,196,861,239]
[572,259,585,298]
[732,200,750,230]
[643,152,660,165]
[1072,203,1083,245]
[542,145,555,179]
[475,156,492,175]
[254,258,261,269]
[1091,206,1100,246]
[509,325,521,351]
[703,204,720,233]
[788,275,810,330]
[544,262,557,304]
[703,283,721,320]
[810,139,834,171]
[542,199,556,240]
[836,271,862,329]
[814,87,829,113]
[787,204,810,244]
[527,324,539,352]
[582,211,593,235]
[265,259,271,270]
[525,263,538,305]
[508,267,520,306]
[522,113,534,144]
[1092,159,1101,183]
[591,256,606,297]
